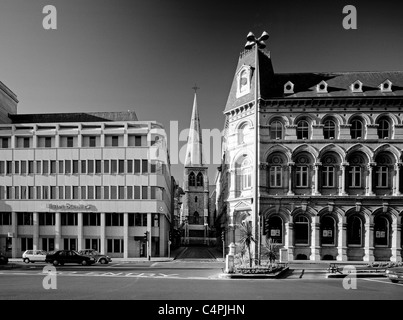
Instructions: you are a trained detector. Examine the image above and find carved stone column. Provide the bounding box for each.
[337,219,347,261]
[367,162,376,196]
[313,162,322,196]
[395,163,402,196]
[310,215,321,261]
[391,218,402,262]
[287,162,295,196]
[340,162,348,196]
[364,221,375,262]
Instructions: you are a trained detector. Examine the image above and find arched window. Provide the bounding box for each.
[268,153,285,188]
[347,153,366,188]
[196,172,204,187]
[374,216,389,246]
[237,123,249,145]
[239,70,248,94]
[266,216,283,244]
[297,120,309,140]
[294,215,309,245]
[377,118,391,139]
[375,154,392,189]
[321,216,336,245]
[321,154,337,188]
[323,119,337,139]
[270,121,283,140]
[351,119,364,139]
[188,172,195,187]
[295,154,311,188]
[241,158,252,190]
[347,215,363,246]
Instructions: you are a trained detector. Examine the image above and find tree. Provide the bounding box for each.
[238,221,255,268]
[261,237,280,265]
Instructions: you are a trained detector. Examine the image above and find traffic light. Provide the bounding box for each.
[144,231,150,242]
[221,230,225,242]
[169,231,172,241]
[263,218,270,235]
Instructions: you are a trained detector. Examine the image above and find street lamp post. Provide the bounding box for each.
[244,31,269,265]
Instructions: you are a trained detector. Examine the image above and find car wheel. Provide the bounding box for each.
[81,260,88,266]
[391,279,398,283]
[52,260,59,266]
[23,258,30,264]
[100,258,107,264]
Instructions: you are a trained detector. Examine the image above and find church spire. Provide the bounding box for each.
[184,86,204,167]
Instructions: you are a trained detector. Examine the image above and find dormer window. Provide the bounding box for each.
[350,80,363,93]
[316,80,328,93]
[284,81,294,94]
[379,79,393,92]
[236,65,252,98]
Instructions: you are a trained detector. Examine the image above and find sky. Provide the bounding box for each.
[1,0,403,186]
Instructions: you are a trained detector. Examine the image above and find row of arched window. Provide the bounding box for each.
[231,150,402,196]
[236,115,397,143]
[265,214,396,247]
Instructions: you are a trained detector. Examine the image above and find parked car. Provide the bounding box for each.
[385,267,403,283]
[45,250,96,266]
[0,252,8,265]
[22,250,47,263]
[77,249,112,264]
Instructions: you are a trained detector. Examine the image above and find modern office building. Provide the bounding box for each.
[0,81,173,259]
[216,44,403,262]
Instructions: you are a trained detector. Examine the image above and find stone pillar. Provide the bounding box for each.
[100,212,106,255]
[364,221,375,262]
[337,219,347,261]
[123,212,129,258]
[33,212,39,251]
[286,222,294,261]
[394,163,402,196]
[77,212,83,251]
[147,212,152,259]
[367,163,376,196]
[391,218,402,262]
[340,162,348,196]
[287,162,295,196]
[313,162,322,196]
[310,216,321,261]
[55,212,61,250]
[11,211,18,258]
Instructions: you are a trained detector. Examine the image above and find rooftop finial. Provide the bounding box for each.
[192,84,200,93]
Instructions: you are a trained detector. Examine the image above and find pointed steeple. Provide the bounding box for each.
[184,88,205,167]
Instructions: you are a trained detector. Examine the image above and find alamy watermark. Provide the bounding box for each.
[42,265,57,290]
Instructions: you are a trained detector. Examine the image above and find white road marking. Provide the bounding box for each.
[361,278,403,287]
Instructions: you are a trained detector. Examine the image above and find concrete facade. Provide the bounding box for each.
[0,89,173,258]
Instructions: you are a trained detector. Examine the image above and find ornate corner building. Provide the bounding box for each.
[216,45,403,262]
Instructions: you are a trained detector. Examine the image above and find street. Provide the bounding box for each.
[0,259,402,300]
